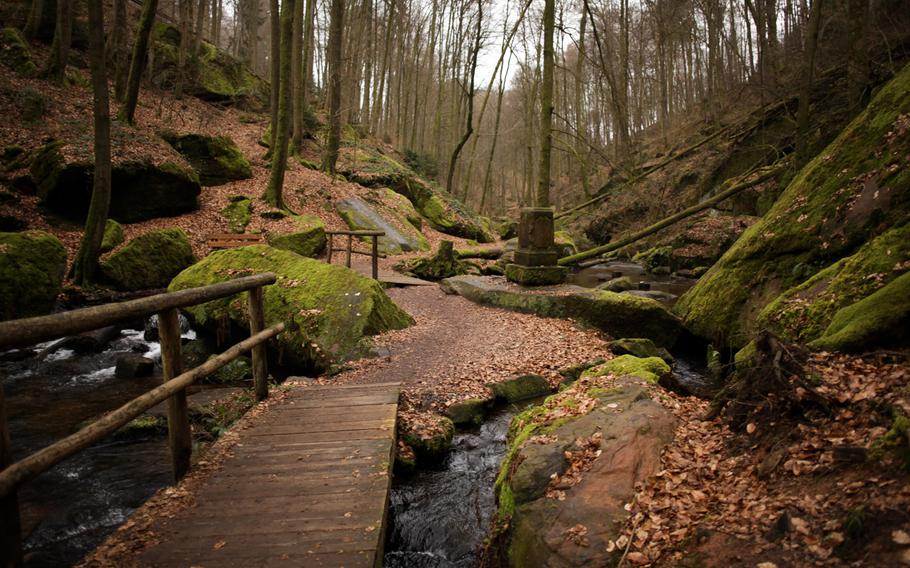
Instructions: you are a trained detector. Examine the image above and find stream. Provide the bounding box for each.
[1,325,193,567]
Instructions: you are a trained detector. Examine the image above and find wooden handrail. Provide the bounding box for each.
[326,232,384,279]
[324,230,385,236]
[0,322,284,499]
[0,272,277,351]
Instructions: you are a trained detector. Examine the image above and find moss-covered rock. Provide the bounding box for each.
[371,187,423,230]
[151,23,269,108]
[607,338,673,363]
[395,240,466,280]
[402,414,454,461]
[0,231,66,320]
[221,195,252,233]
[161,131,252,186]
[206,355,252,384]
[668,213,758,269]
[335,196,428,255]
[100,219,124,253]
[597,276,635,292]
[168,245,413,373]
[496,218,519,240]
[809,271,910,352]
[490,375,551,403]
[757,224,910,344]
[267,214,326,258]
[444,275,684,347]
[445,398,488,427]
[30,140,201,223]
[633,245,673,272]
[338,147,493,242]
[554,230,577,259]
[101,229,196,291]
[0,27,38,76]
[581,355,671,383]
[675,63,910,349]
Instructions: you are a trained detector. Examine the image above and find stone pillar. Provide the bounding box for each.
[506,207,567,286]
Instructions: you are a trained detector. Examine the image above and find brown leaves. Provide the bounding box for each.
[546,433,603,499]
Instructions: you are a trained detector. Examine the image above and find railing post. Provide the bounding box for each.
[248,286,269,402]
[0,382,23,567]
[158,308,192,482]
[372,235,379,280]
[326,233,333,265]
[346,235,353,268]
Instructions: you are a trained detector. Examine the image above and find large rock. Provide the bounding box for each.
[30,140,201,223]
[161,131,252,186]
[0,231,66,320]
[443,275,684,347]
[267,214,326,257]
[675,64,910,350]
[168,245,413,373]
[335,196,428,255]
[100,219,124,253]
[490,375,551,402]
[581,355,671,383]
[667,212,758,269]
[338,147,494,242]
[0,27,38,76]
[102,229,196,291]
[151,23,269,108]
[494,376,675,567]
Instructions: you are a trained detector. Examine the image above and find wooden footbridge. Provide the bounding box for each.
[0,274,401,568]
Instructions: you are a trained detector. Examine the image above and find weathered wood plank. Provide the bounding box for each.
[133,382,399,568]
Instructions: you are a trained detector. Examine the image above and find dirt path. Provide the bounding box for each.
[309,282,613,413]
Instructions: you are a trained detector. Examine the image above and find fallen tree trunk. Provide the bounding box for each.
[555,124,735,220]
[558,164,785,266]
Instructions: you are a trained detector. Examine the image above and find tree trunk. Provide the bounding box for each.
[795,0,822,166]
[175,0,191,98]
[72,0,112,286]
[108,0,130,101]
[444,0,482,195]
[43,0,72,84]
[269,0,280,147]
[290,0,305,151]
[119,0,160,125]
[264,0,296,208]
[323,0,345,174]
[536,0,555,208]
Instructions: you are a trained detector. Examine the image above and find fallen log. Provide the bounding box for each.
[558,163,785,266]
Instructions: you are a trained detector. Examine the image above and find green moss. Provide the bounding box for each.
[221,195,253,234]
[809,271,910,352]
[115,415,167,440]
[336,197,428,255]
[267,214,326,257]
[490,375,551,403]
[396,241,467,280]
[633,246,673,271]
[379,187,423,229]
[607,338,673,363]
[597,276,635,292]
[446,398,489,426]
[206,356,252,384]
[168,245,413,373]
[758,225,910,344]
[101,229,196,291]
[0,27,38,76]
[734,341,759,373]
[676,64,910,349]
[557,359,607,384]
[403,415,455,461]
[0,231,66,320]
[504,264,568,286]
[100,219,124,253]
[581,355,671,383]
[868,412,910,469]
[161,131,252,186]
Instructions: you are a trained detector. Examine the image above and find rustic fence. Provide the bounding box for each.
[0,273,284,566]
[325,230,385,279]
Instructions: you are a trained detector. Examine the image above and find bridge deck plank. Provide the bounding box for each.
[136,383,399,568]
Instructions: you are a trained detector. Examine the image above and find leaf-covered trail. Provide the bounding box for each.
[308,283,613,414]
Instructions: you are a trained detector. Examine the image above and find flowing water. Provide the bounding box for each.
[1,326,194,566]
[567,260,697,304]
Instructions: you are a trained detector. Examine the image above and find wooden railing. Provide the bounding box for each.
[325,230,385,279]
[0,273,284,566]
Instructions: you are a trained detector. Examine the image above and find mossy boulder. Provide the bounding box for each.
[402,414,454,462]
[102,229,196,291]
[395,240,466,280]
[496,218,519,240]
[668,213,758,269]
[221,195,252,233]
[597,276,635,292]
[445,398,488,427]
[370,187,423,230]
[607,338,673,363]
[675,63,910,349]
[338,147,493,242]
[490,375,551,403]
[267,214,326,258]
[335,196,428,255]
[30,140,201,223]
[581,355,671,383]
[554,230,577,259]
[151,23,269,108]
[443,275,683,347]
[809,271,910,352]
[0,27,38,76]
[100,219,124,253]
[757,224,910,344]
[0,231,66,320]
[633,245,673,272]
[168,245,413,373]
[161,131,252,186]
[494,376,675,567]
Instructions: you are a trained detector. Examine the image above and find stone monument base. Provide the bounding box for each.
[505,263,568,286]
